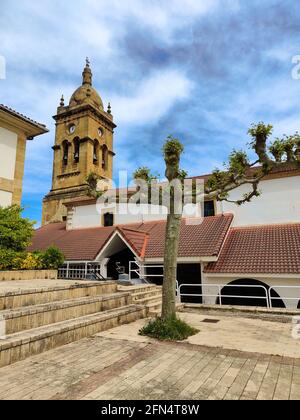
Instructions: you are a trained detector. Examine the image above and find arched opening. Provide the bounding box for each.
[62,140,69,166]
[216,279,285,308]
[93,140,99,164]
[102,145,108,170]
[297,300,300,310]
[73,138,80,163]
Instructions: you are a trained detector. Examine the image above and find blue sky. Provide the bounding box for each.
[1,0,300,224]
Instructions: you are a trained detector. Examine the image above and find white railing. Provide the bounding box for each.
[58,263,103,280]
[129,261,164,284]
[268,286,300,308]
[178,283,270,308]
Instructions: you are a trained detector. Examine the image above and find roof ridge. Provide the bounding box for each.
[231,222,300,231]
[118,226,149,236]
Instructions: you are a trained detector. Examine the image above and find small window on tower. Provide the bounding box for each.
[103,212,114,227]
[204,200,215,217]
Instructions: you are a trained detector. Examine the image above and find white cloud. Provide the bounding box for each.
[111,70,193,125]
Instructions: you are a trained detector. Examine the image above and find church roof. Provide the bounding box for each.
[28,214,233,261]
[204,223,300,274]
[69,60,104,110]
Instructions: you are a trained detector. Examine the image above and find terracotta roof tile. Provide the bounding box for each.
[0,104,48,131]
[204,223,300,274]
[29,214,233,261]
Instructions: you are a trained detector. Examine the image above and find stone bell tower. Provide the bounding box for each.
[42,59,116,225]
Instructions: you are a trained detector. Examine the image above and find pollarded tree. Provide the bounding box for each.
[134,123,300,326]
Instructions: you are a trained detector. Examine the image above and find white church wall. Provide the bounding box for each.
[217,175,300,227]
[202,274,300,309]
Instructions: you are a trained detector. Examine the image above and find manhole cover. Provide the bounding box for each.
[202,319,220,324]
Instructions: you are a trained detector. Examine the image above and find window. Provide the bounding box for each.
[93,140,99,164]
[62,140,69,166]
[73,138,80,163]
[103,212,114,227]
[102,145,108,169]
[204,200,215,217]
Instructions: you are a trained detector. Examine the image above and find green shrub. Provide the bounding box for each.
[41,246,65,269]
[139,315,199,341]
[0,248,20,270]
[0,247,65,271]
[20,253,44,270]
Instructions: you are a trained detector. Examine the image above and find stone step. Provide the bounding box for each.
[149,303,185,317]
[131,289,162,301]
[0,304,147,368]
[118,284,160,294]
[0,281,117,310]
[0,292,132,335]
[136,295,162,305]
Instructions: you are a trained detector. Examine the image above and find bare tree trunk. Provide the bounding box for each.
[161,184,182,320]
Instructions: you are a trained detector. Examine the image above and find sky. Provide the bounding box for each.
[1,0,300,224]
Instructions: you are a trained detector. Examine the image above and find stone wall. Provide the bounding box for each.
[0,270,57,281]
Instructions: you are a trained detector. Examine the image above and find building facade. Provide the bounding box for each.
[0,105,48,207]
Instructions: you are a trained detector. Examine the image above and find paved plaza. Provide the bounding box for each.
[0,312,300,400]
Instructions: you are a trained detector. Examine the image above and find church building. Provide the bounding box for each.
[31,62,300,310]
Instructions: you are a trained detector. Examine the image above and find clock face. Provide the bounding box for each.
[98,127,104,137]
[69,124,76,134]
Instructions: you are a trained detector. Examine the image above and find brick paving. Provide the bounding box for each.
[0,333,300,400]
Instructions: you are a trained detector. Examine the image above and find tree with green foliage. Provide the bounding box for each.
[88,123,300,339]
[137,124,300,339]
[0,206,65,271]
[0,205,34,251]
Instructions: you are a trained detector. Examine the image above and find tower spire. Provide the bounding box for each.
[82,57,92,86]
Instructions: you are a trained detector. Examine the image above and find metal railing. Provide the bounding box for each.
[129,261,164,284]
[268,286,300,308]
[178,283,300,309]
[58,263,104,280]
[178,283,270,308]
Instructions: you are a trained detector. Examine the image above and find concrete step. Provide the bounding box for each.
[149,303,185,317]
[118,284,160,294]
[0,281,117,310]
[0,304,147,368]
[136,295,162,305]
[0,292,132,335]
[131,289,162,302]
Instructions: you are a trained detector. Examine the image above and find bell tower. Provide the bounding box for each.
[42,59,116,225]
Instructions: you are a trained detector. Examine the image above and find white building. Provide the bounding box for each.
[30,163,300,309]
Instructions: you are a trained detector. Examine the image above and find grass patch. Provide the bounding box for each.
[139,315,199,341]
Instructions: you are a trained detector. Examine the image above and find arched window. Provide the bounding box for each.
[93,140,99,164]
[73,138,80,163]
[102,145,108,170]
[62,140,69,166]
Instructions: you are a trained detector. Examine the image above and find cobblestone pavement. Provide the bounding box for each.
[1,325,300,400]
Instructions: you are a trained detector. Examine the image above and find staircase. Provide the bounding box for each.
[0,280,147,368]
[118,284,183,316]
